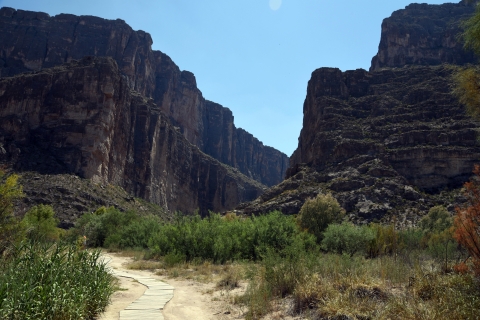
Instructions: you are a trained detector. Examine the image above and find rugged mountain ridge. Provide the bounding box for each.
[0,56,264,219]
[239,1,480,224]
[370,0,476,71]
[0,7,288,186]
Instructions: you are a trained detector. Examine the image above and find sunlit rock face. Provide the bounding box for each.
[239,64,480,223]
[370,1,477,71]
[238,1,480,224]
[0,7,288,186]
[0,56,264,217]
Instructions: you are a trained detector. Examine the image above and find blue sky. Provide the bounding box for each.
[0,0,451,156]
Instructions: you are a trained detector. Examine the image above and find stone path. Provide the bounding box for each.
[103,256,174,320]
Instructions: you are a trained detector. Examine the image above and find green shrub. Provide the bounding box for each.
[367,223,399,257]
[148,211,315,263]
[74,207,137,247]
[22,204,63,242]
[0,173,24,254]
[419,205,452,234]
[107,215,162,249]
[297,193,345,243]
[321,222,375,256]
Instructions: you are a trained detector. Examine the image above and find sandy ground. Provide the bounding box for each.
[98,253,245,320]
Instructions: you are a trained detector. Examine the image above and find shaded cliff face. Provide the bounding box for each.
[239,65,479,224]
[0,7,288,186]
[0,57,264,218]
[370,1,476,71]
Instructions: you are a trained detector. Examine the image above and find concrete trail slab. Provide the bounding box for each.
[102,255,174,320]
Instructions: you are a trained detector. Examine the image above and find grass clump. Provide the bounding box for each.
[0,242,114,320]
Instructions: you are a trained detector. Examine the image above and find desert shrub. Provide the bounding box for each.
[262,239,317,298]
[21,204,63,242]
[297,193,345,243]
[419,205,452,234]
[321,222,375,256]
[148,211,315,263]
[0,242,114,319]
[106,215,162,249]
[0,172,24,254]
[398,228,424,253]
[454,165,480,276]
[367,223,399,257]
[74,207,137,247]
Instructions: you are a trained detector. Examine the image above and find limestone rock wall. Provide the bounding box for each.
[240,65,480,223]
[0,57,264,216]
[0,7,288,186]
[370,1,477,71]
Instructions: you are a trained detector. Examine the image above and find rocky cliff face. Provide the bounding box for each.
[239,64,479,224]
[370,0,477,71]
[0,56,264,218]
[239,0,480,224]
[0,7,288,186]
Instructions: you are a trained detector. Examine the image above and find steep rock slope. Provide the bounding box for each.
[0,7,288,186]
[370,0,476,71]
[239,65,478,224]
[0,56,264,219]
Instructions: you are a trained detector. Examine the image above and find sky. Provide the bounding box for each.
[0,0,452,156]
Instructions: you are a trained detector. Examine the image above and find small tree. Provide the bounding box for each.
[297,193,345,243]
[454,165,480,276]
[0,172,24,254]
[22,204,62,242]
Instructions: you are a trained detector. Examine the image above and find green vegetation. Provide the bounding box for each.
[2,168,479,319]
[0,173,115,319]
[0,172,24,255]
[297,193,345,243]
[321,222,375,256]
[22,204,64,242]
[0,243,114,320]
[454,1,480,119]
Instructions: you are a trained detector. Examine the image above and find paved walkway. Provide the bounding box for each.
[103,256,174,320]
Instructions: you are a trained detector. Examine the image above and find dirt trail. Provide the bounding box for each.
[99,253,237,320]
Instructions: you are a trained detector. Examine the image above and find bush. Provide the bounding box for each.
[420,205,452,234]
[22,204,63,242]
[321,222,375,256]
[73,207,137,247]
[107,215,162,249]
[148,211,316,263]
[367,223,399,258]
[0,172,24,254]
[297,193,345,243]
[454,165,480,276]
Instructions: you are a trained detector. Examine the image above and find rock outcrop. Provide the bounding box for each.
[239,0,480,224]
[370,0,477,71]
[239,64,479,224]
[0,7,288,186]
[0,56,264,219]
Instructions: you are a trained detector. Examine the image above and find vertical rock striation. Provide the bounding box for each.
[0,7,288,186]
[370,0,477,71]
[0,57,264,216]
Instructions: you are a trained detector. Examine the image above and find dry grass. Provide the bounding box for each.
[114,248,480,319]
[235,252,480,320]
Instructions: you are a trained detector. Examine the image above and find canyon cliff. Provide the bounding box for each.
[370,0,476,71]
[239,1,480,224]
[0,56,264,219]
[0,7,288,187]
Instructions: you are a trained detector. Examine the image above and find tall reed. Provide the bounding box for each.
[0,242,114,320]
